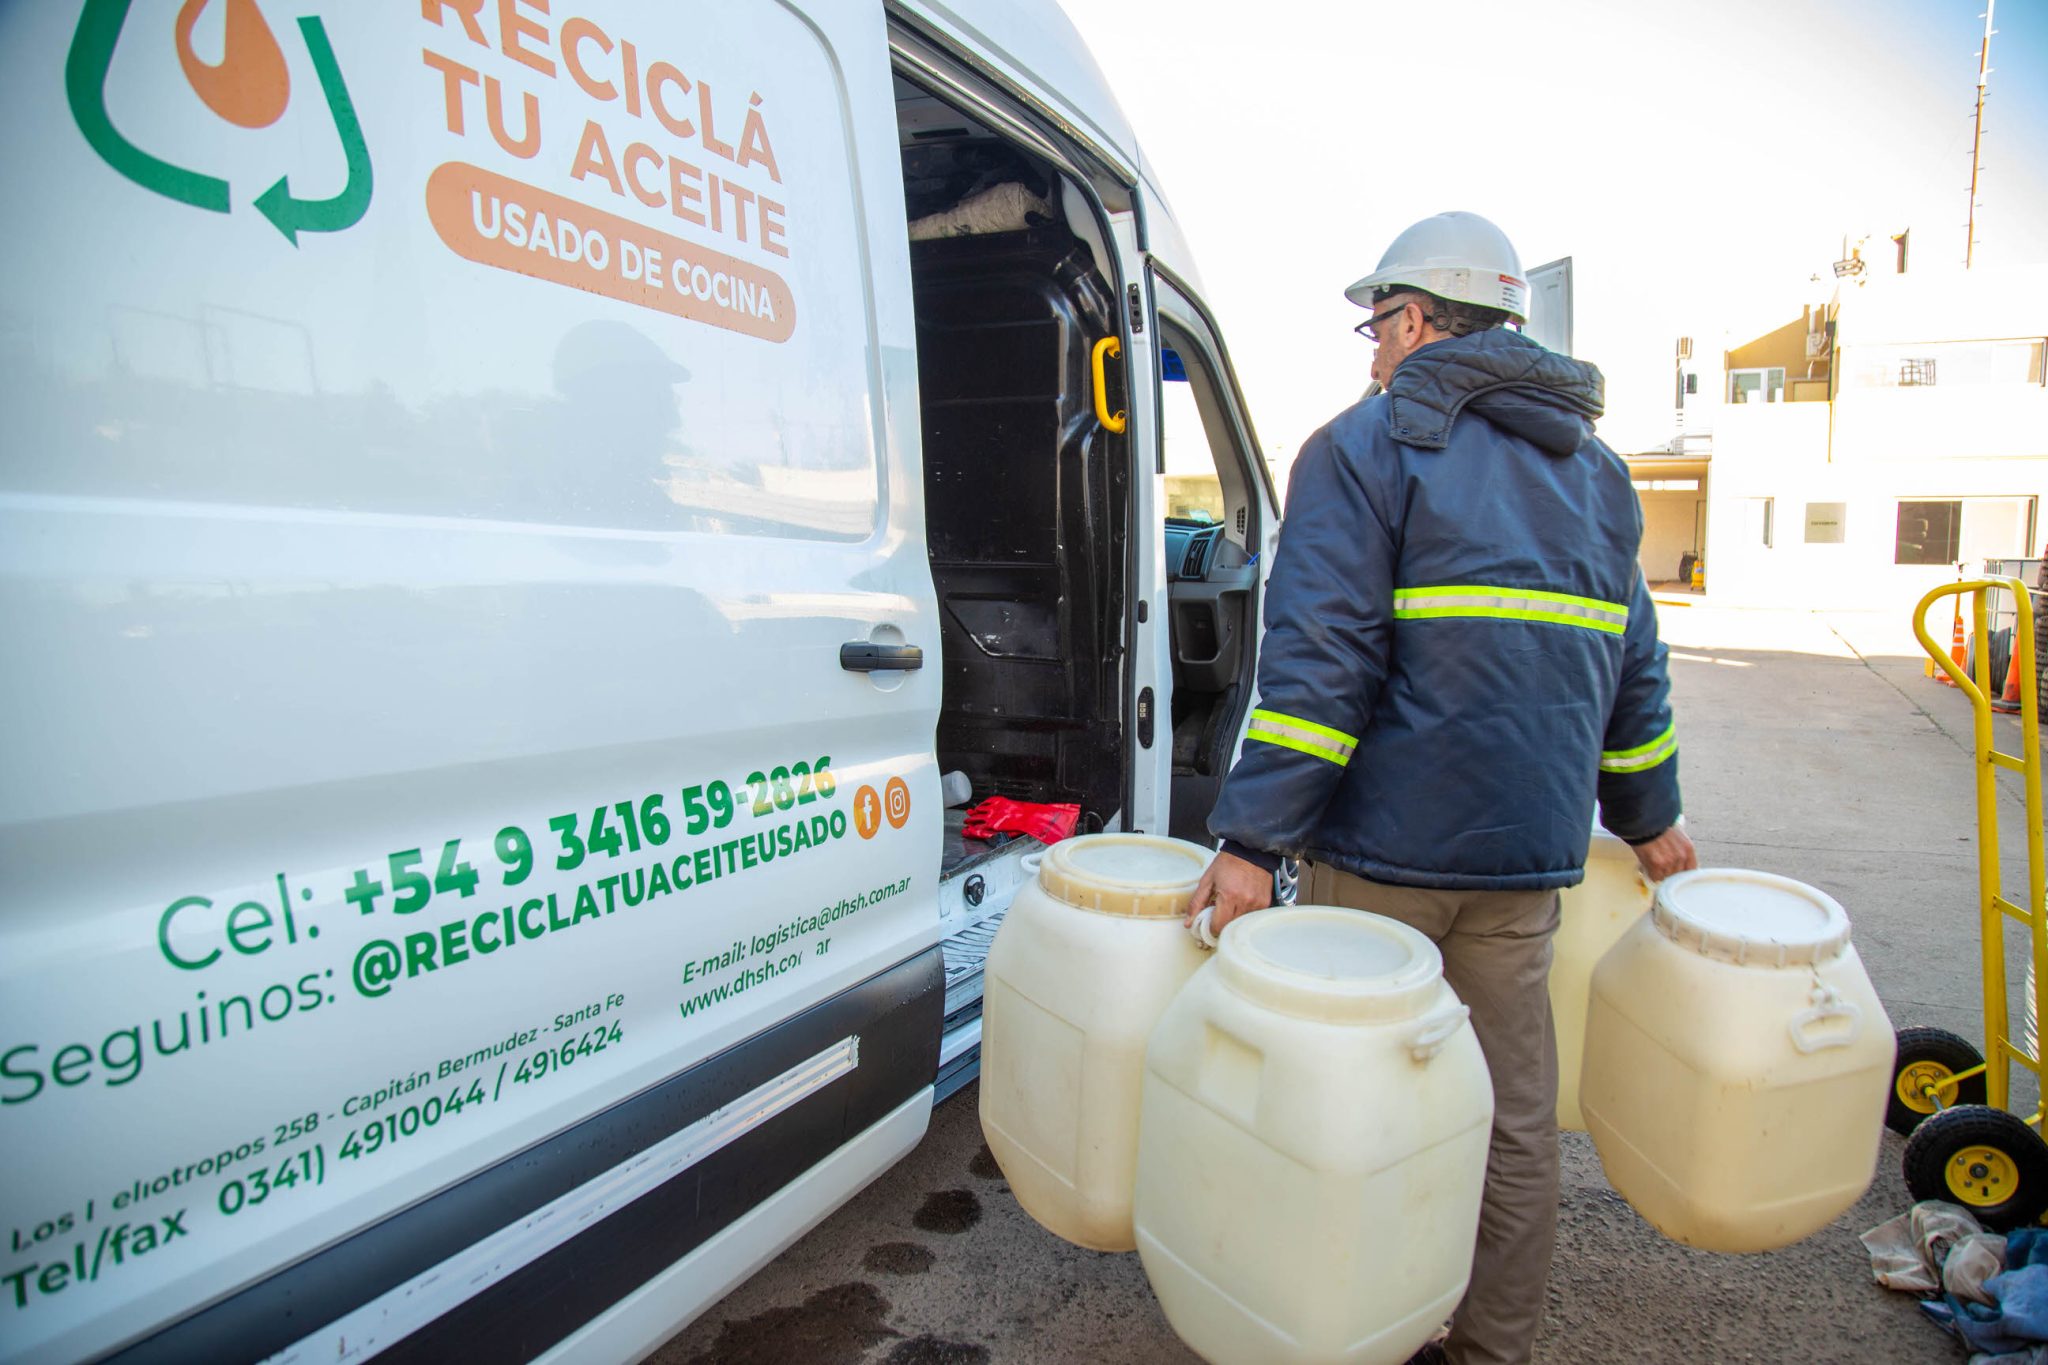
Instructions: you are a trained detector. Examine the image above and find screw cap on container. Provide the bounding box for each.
[1217,907,1445,1023]
[1037,834,1215,920]
[1651,868,1851,967]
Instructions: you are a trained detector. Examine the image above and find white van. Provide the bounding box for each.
[0,2,1276,1360]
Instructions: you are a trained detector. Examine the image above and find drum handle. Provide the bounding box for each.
[1406,1003,1471,1063]
[1789,983,1861,1053]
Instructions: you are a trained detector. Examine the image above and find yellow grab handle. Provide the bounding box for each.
[1909,575,2044,1123]
[1091,336,1127,433]
[1913,577,2034,706]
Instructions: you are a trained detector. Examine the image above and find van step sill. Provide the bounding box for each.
[934,1013,982,1104]
[935,906,1008,1104]
[941,908,1004,1018]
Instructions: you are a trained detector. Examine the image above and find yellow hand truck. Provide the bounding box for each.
[1888,578,2046,1228]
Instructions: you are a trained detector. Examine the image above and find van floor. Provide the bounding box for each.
[941,810,1027,880]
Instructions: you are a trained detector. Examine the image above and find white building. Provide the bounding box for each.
[1631,256,2048,611]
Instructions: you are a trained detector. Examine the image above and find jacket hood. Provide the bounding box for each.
[1386,329,1605,457]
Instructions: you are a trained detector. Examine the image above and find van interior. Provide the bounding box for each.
[895,75,1126,875]
[891,74,1263,881]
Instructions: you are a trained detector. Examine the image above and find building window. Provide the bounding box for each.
[1804,502,1847,544]
[1685,373,1699,395]
[1729,367,1785,404]
[1744,497,1774,549]
[1894,496,2038,566]
[1848,339,2047,388]
[1895,500,1959,564]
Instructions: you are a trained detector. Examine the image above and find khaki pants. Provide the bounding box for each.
[1301,864,1561,1365]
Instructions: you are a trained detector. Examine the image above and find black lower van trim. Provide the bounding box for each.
[108,948,945,1364]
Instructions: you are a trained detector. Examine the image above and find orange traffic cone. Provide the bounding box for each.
[1993,638,2024,714]
[1937,605,1965,688]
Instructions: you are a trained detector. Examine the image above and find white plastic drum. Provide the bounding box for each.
[1581,869,1893,1252]
[1552,830,1653,1130]
[1135,907,1493,1365]
[978,834,1214,1251]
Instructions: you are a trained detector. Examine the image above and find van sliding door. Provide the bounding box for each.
[0,2,941,1359]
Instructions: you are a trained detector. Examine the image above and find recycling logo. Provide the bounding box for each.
[66,0,372,245]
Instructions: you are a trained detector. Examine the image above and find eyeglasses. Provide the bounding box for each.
[1353,299,1414,343]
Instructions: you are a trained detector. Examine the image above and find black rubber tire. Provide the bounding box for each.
[1889,1026,1988,1135]
[1902,1105,2048,1230]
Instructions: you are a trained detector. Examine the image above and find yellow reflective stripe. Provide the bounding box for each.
[1394,585,1629,635]
[1605,723,1677,760]
[1398,584,1629,612]
[1395,605,1626,634]
[1249,708,1359,750]
[1602,724,1677,773]
[1246,710,1355,766]
[1246,727,1351,767]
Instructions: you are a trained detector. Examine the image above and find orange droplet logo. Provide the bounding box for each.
[175,0,291,129]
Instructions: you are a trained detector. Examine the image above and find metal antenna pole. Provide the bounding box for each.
[1967,0,1996,267]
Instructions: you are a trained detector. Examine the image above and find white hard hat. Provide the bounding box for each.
[1344,211,1528,324]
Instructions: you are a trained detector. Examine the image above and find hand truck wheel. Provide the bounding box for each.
[1902,1105,2048,1230]
[1888,1026,1989,1135]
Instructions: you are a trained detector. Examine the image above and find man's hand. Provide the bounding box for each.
[1185,851,1274,939]
[1631,825,1698,883]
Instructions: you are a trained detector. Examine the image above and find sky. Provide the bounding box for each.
[1058,0,2048,463]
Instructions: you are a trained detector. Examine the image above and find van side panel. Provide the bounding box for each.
[106,949,943,1364]
[0,2,937,1360]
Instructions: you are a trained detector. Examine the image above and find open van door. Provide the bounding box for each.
[0,2,943,1359]
[1142,269,1278,845]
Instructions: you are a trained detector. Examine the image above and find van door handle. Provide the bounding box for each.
[840,643,924,672]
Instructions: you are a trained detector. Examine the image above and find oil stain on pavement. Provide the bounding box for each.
[864,1241,938,1275]
[682,1282,900,1365]
[881,1336,990,1364]
[967,1144,1003,1180]
[913,1188,982,1234]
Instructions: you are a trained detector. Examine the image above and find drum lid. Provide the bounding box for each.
[1218,907,1444,1022]
[1652,869,1851,967]
[1038,834,1215,919]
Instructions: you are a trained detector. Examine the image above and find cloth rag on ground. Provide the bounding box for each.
[1869,1207,2048,1361]
[2008,1228,2048,1273]
[1953,1234,2015,1305]
[1864,1202,1990,1293]
[1923,1228,2048,1357]
[961,797,1079,846]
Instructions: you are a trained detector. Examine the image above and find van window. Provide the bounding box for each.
[1161,355,1224,523]
[6,3,880,540]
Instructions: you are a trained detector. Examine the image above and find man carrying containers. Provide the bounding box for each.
[1186,211,1697,1365]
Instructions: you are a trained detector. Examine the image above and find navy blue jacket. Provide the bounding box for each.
[1210,329,1681,890]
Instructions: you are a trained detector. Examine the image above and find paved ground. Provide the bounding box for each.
[654,604,2042,1365]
